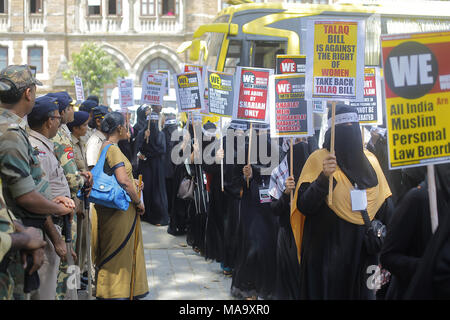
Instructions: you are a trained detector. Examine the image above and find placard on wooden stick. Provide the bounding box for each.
[305,18,366,205]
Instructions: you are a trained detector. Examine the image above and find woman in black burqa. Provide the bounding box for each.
[185,121,209,254]
[202,121,226,263]
[230,125,278,300]
[293,104,393,300]
[269,138,310,300]
[162,113,179,215]
[136,111,169,226]
[381,163,450,299]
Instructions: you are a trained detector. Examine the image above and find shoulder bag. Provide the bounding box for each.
[78,144,131,211]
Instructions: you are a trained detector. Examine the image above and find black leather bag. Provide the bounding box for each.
[177,162,195,200]
[361,210,387,255]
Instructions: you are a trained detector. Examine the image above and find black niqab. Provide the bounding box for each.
[323,121,378,190]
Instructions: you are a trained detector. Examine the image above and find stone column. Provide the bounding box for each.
[129,0,136,33]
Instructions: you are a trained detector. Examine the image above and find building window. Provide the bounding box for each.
[161,0,177,16]
[108,0,122,16]
[0,47,8,71]
[140,58,175,86]
[30,0,43,14]
[0,0,7,14]
[87,0,101,16]
[28,46,43,73]
[141,0,155,16]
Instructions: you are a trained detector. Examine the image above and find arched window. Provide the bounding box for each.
[139,57,176,86]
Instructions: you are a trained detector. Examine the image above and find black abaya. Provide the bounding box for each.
[231,166,278,300]
[137,122,169,226]
[269,141,310,300]
[296,173,393,300]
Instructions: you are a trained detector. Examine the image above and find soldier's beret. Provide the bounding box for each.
[79,99,98,113]
[92,105,109,119]
[67,111,89,131]
[46,92,75,113]
[28,96,59,122]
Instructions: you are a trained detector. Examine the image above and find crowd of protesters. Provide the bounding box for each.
[0,64,448,301]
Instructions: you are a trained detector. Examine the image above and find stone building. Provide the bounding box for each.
[0,0,335,105]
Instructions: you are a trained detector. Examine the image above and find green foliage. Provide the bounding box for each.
[63,43,127,97]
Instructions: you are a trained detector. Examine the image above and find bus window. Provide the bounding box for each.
[224,40,242,74]
[205,32,225,70]
[250,41,286,69]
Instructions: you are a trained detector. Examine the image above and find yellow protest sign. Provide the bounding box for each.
[305,19,365,101]
[381,31,450,169]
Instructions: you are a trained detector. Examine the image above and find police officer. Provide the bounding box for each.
[79,99,97,141]
[47,91,93,198]
[46,91,92,300]
[0,65,73,299]
[28,95,77,299]
[67,111,90,282]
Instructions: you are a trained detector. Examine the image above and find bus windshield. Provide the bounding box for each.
[205,32,225,70]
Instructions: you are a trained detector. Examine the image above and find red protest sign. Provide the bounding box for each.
[233,67,273,123]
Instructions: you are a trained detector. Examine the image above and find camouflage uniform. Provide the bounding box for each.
[71,134,90,275]
[52,123,85,300]
[52,124,84,199]
[0,178,16,300]
[0,65,49,300]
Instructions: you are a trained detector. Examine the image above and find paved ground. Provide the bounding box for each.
[140,221,234,300]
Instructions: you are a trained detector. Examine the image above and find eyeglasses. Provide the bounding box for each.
[49,116,62,121]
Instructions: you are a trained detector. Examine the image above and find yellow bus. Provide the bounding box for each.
[183,0,450,74]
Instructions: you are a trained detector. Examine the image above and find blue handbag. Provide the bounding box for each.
[77,144,131,211]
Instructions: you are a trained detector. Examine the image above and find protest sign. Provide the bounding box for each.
[74,77,85,103]
[313,100,326,114]
[200,87,209,115]
[141,72,167,106]
[305,19,365,101]
[381,31,450,170]
[174,71,205,112]
[156,69,170,95]
[276,55,306,74]
[184,64,206,83]
[350,67,383,125]
[232,66,273,123]
[208,70,234,117]
[118,78,134,109]
[269,73,313,138]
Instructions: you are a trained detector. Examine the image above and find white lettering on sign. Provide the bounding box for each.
[281,62,296,73]
[243,74,255,83]
[389,54,434,87]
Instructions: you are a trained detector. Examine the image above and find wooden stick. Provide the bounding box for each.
[290,137,294,211]
[247,123,253,188]
[146,115,151,144]
[220,117,224,192]
[427,165,439,234]
[328,102,336,206]
[130,174,143,300]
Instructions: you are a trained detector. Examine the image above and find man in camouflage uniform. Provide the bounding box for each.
[0,177,47,300]
[0,65,73,299]
[46,91,92,300]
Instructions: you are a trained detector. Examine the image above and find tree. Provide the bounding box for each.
[63,42,127,98]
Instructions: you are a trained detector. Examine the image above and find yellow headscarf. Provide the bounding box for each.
[290,148,392,263]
